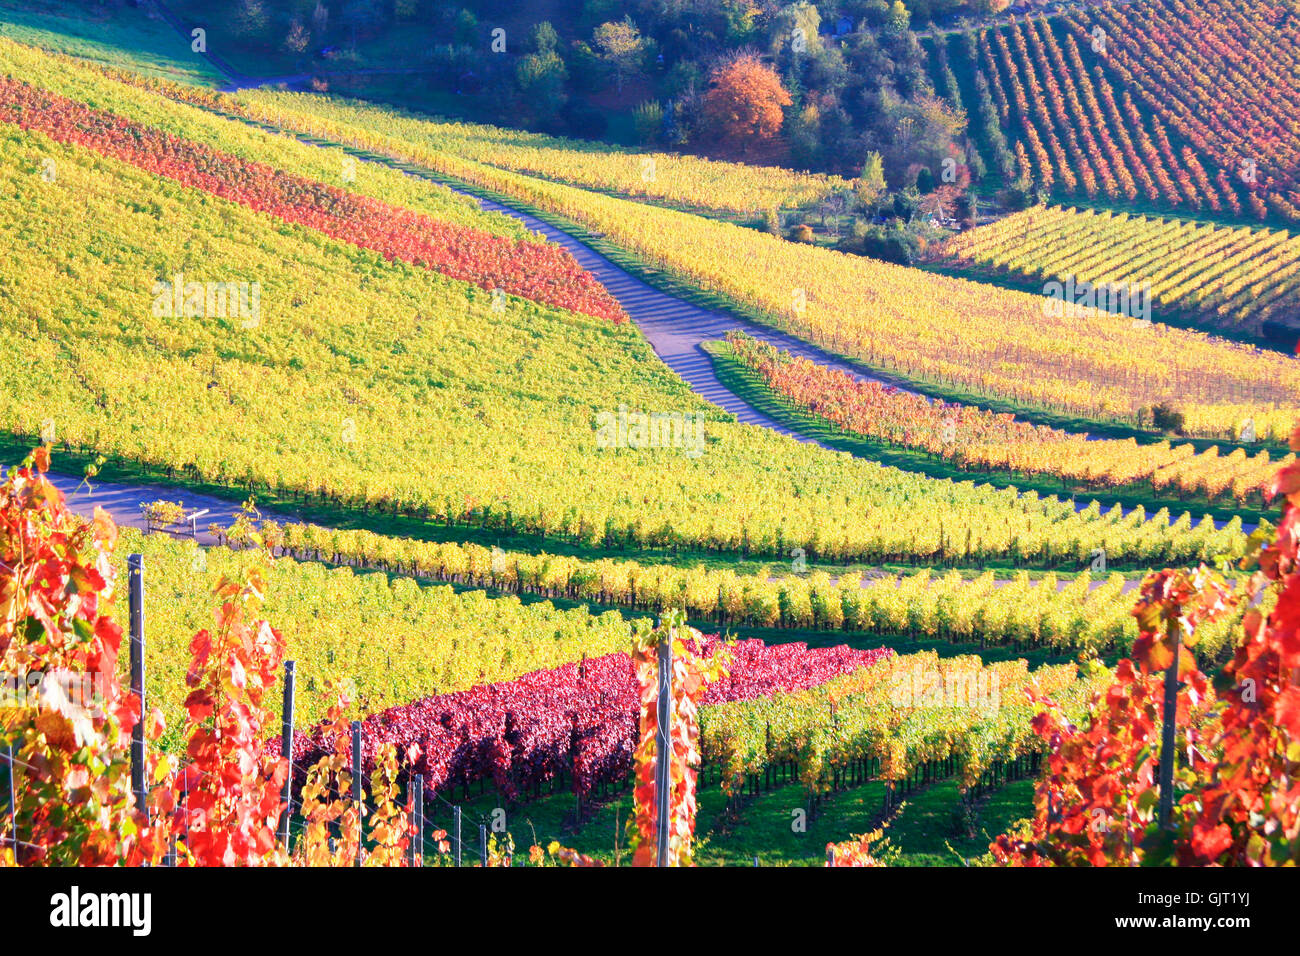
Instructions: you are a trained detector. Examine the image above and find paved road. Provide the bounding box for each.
[46,177,902,534]
[43,123,1238,538]
[149,1,921,434]
[37,49,1250,542]
[47,471,292,546]
[466,191,920,434]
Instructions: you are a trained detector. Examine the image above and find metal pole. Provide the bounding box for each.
[1157,619,1182,830]
[479,822,487,867]
[410,775,423,868]
[655,633,672,867]
[128,554,147,822]
[454,805,462,867]
[407,783,416,868]
[164,773,176,868]
[279,661,296,849]
[5,742,15,861]
[182,774,189,853]
[352,720,363,866]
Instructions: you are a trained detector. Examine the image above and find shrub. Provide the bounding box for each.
[1151,403,1186,434]
[764,206,781,235]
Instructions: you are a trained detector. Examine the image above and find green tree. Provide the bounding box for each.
[531,21,560,53]
[516,50,569,123]
[771,2,823,58]
[453,7,478,46]
[874,92,966,187]
[632,100,665,145]
[885,0,911,36]
[856,151,887,211]
[339,0,385,47]
[234,0,271,39]
[786,102,822,169]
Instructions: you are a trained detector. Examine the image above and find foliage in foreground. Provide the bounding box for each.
[0,449,724,866]
[992,427,1300,865]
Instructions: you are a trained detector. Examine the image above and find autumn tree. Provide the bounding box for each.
[992,427,1300,866]
[0,449,167,866]
[592,18,645,93]
[0,449,416,868]
[283,19,310,57]
[701,54,792,151]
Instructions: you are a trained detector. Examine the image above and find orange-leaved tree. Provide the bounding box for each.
[292,686,415,867]
[627,610,728,866]
[1178,431,1300,864]
[170,553,291,866]
[826,822,898,867]
[701,54,791,151]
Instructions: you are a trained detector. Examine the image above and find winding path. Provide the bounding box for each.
[46,471,282,546]
[46,177,904,534]
[34,55,1244,546]
[465,192,915,434]
[45,138,916,535]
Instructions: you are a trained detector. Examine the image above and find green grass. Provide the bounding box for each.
[427,773,890,867]
[705,339,1276,528]
[412,764,1037,866]
[888,777,1036,867]
[0,1,222,87]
